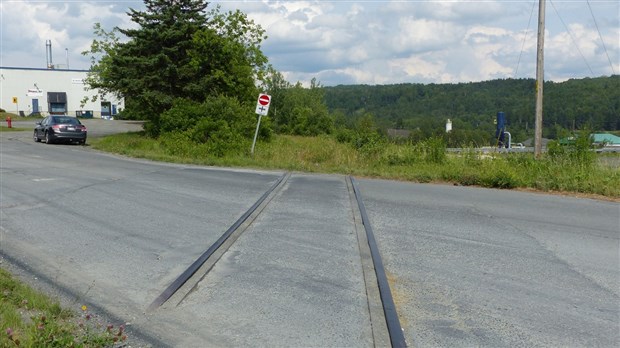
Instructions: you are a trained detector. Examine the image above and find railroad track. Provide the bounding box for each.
[147,173,407,347]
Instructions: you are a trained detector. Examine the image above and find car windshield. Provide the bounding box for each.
[52,117,80,125]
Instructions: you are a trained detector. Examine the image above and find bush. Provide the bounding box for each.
[160,99,205,133]
[355,132,384,158]
[334,128,356,144]
[546,130,595,168]
[157,96,272,157]
[420,136,446,164]
[191,118,246,157]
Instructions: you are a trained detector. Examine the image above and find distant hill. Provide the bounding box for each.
[323,76,620,138]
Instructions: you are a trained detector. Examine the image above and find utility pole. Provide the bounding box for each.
[534,0,546,158]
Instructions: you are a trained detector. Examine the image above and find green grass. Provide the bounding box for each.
[91,132,620,199]
[0,127,30,132]
[0,268,127,347]
[0,112,43,121]
[0,111,39,132]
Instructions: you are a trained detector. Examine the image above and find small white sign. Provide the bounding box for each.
[255,93,271,116]
[72,78,85,84]
[26,89,43,97]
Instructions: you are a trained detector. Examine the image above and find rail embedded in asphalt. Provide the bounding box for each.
[350,176,407,348]
[148,172,291,311]
[146,173,407,347]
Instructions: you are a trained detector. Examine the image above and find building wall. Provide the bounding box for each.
[0,67,123,118]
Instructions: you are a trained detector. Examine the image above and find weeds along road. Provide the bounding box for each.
[1,124,619,347]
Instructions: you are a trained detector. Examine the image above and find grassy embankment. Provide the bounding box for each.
[91,132,620,199]
[0,268,126,347]
[0,112,40,132]
[3,109,617,199]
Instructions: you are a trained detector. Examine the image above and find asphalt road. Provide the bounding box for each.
[1,125,618,347]
[358,180,619,347]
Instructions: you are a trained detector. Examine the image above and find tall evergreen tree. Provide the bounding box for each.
[104,0,209,133]
[83,0,268,136]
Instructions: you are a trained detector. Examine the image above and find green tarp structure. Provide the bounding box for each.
[591,133,620,145]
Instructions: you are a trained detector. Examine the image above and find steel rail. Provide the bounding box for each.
[350,177,407,348]
[148,172,288,310]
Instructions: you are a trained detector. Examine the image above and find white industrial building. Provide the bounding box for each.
[0,66,123,118]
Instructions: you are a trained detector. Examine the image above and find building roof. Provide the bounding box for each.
[591,133,620,145]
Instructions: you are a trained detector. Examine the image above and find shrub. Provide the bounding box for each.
[420,136,446,164]
[191,118,247,157]
[160,99,204,133]
[355,132,384,158]
[159,131,194,157]
[157,96,272,157]
[334,128,356,144]
[547,129,595,168]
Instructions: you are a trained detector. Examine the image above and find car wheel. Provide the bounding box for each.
[33,131,41,142]
[45,132,53,144]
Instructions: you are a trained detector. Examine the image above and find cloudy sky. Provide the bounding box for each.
[1,0,618,86]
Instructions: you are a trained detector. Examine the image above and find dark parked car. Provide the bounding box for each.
[34,116,87,145]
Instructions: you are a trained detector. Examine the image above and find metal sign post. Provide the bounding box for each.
[251,94,271,155]
[251,114,263,155]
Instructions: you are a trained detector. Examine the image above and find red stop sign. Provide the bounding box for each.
[258,94,270,106]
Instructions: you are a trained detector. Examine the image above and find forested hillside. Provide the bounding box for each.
[323,76,619,143]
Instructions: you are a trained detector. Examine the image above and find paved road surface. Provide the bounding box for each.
[358,180,619,347]
[1,126,618,347]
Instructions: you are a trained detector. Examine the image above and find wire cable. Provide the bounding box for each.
[586,0,617,75]
[549,0,595,75]
[514,1,537,78]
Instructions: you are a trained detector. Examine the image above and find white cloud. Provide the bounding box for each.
[392,17,463,54]
[390,55,447,82]
[1,0,618,85]
[1,0,137,69]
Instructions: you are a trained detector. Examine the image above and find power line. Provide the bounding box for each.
[586,0,617,75]
[549,0,595,75]
[514,1,537,78]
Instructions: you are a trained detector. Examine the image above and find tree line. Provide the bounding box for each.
[323,76,619,144]
[83,0,619,154]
